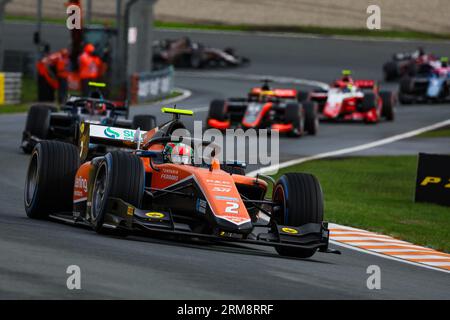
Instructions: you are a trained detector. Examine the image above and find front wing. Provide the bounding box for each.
[101,197,335,253]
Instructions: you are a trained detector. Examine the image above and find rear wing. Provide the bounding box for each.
[354,80,377,89]
[78,123,147,161]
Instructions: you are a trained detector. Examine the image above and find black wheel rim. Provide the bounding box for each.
[25,153,39,206]
[92,164,107,220]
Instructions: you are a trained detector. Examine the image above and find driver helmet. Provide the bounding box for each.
[164,142,193,165]
[86,100,107,115]
[341,69,353,82]
[440,56,449,68]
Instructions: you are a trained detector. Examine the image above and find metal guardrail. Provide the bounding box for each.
[130,66,174,104]
[0,72,22,105]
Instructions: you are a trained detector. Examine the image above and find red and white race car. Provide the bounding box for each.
[300,71,396,124]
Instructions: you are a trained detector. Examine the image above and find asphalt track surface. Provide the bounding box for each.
[1,24,450,299]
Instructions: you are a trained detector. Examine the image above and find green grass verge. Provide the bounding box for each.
[417,126,450,138]
[6,15,450,41]
[270,156,450,252]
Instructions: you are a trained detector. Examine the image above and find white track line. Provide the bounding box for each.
[329,240,450,274]
[154,87,192,106]
[176,71,329,90]
[248,118,450,176]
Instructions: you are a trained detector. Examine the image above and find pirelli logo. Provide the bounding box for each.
[420,176,450,188]
[415,153,450,207]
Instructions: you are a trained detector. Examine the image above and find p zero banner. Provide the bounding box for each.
[415,153,450,207]
[131,66,174,104]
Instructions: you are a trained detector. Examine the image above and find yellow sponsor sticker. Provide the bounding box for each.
[0,73,4,105]
[145,212,165,219]
[127,206,134,216]
[281,227,299,234]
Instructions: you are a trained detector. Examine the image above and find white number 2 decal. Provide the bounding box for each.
[225,202,239,214]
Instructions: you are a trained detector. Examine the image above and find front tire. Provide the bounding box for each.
[380,91,396,121]
[24,141,80,219]
[272,173,324,258]
[91,151,144,233]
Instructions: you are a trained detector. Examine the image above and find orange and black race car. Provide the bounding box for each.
[24,108,337,259]
[207,80,319,137]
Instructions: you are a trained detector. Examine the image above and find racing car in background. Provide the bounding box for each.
[299,71,396,124]
[207,80,319,137]
[152,37,249,69]
[21,83,156,155]
[24,107,338,259]
[382,47,438,81]
[399,57,450,104]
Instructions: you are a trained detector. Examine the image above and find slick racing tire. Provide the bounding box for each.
[24,141,80,219]
[398,92,413,105]
[383,61,398,81]
[91,151,144,234]
[285,102,304,137]
[399,77,413,95]
[132,115,157,131]
[208,99,227,121]
[379,91,396,121]
[297,90,310,102]
[272,173,324,258]
[302,101,319,135]
[22,105,54,153]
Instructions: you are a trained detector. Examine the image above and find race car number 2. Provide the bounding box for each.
[224,201,239,214]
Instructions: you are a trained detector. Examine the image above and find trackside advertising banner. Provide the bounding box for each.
[415,153,450,207]
[131,66,174,104]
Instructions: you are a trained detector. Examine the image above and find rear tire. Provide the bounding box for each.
[208,99,227,121]
[379,91,396,121]
[22,105,53,153]
[91,151,144,234]
[400,77,413,94]
[24,141,80,219]
[272,173,324,258]
[132,115,157,131]
[285,102,304,137]
[302,101,319,135]
[297,90,310,102]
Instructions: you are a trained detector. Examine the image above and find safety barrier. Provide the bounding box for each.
[130,66,174,105]
[0,72,22,105]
